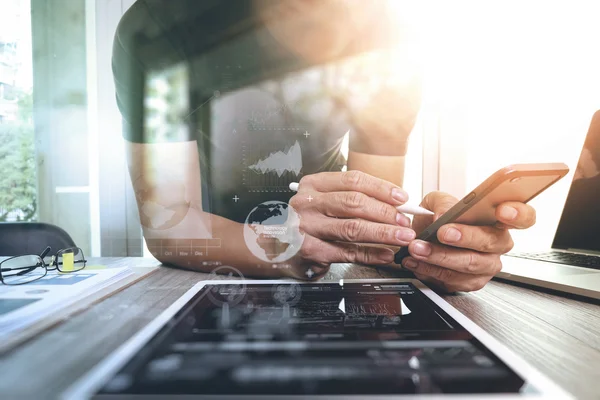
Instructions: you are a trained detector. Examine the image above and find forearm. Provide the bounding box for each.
[125,140,291,278]
[144,208,290,278]
[344,62,421,187]
[347,151,406,187]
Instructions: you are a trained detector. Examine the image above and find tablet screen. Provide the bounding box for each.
[95,282,528,395]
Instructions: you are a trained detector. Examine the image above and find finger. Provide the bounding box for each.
[299,171,409,205]
[421,191,459,221]
[496,202,536,229]
[411,214,435,235]
[406,240,503,275]
[307,216,416,246]
[405,259,491,292]
[300,236,396,265]
[317,191,411,227]
[437,223,514,254]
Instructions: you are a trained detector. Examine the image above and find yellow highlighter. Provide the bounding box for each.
[62,252,74,272]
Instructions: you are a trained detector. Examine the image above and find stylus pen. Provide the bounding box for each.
[395,204,434,216]
[288,182,434,216]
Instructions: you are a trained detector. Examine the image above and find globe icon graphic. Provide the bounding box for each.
[243,201,305,263]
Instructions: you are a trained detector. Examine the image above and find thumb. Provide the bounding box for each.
[421,191,459,221]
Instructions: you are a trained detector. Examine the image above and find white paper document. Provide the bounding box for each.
[0,267,134,344]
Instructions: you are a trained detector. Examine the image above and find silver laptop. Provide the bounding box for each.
[497,111,600,300]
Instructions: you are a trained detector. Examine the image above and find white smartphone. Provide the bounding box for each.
[395,163,570,263]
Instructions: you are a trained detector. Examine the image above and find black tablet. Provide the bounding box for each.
[64,279,570,399]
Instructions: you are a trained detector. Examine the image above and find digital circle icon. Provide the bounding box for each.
[272,282,302,307]
[206,265,247,307]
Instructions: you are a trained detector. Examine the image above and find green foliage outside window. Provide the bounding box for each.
[0,92,37,221]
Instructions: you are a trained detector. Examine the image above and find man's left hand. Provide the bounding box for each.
[401,191,536,293]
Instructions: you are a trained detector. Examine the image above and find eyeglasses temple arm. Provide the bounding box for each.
[40,246,52,259]
[1,264,43,275]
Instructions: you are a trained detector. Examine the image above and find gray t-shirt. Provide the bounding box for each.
[112,0,420,222]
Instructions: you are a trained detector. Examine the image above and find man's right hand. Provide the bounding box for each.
[286,171,416,279]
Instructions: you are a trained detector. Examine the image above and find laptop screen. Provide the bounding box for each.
[552,110,600,252]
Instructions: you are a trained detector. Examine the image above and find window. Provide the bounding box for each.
[0,0,35,223]
[0,0,139,257]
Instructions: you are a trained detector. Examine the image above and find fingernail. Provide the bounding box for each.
[379,251,395,263]
[443,227,462,243]
[404,258,418,269]
[412,241,432,257]
[396,213,411,227]
[392,188,409,203]
[396,229,416,242]
[500,206,518,221]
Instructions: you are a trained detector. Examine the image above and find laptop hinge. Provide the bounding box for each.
[565,248,600,256]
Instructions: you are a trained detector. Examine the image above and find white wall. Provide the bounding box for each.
[429,1,600,250]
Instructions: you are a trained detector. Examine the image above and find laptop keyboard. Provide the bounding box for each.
[508,251,600,270]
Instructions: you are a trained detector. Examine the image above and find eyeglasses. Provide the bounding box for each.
[0,246,87,285]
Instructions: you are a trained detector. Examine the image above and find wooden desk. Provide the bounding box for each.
[1,257,599,399]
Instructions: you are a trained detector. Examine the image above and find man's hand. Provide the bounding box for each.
[401,191,536,292]
[285,171,416,280]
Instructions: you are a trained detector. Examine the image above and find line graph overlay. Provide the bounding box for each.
[248,141,302,177]
[243,140,304,192]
